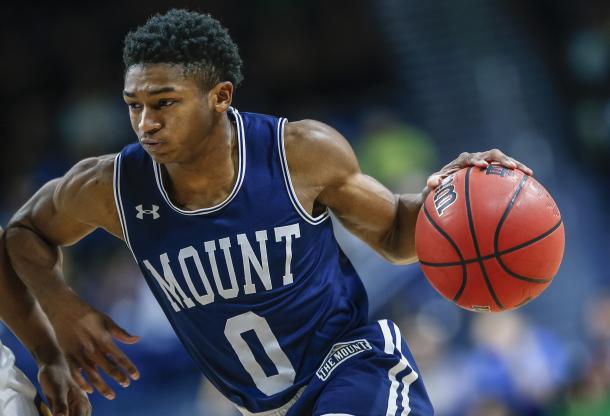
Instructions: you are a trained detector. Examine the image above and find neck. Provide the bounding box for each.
[163,113,238,210]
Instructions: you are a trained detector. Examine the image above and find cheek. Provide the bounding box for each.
[166,112,187,134]
[174,109,208,136]
[129,113,140,130]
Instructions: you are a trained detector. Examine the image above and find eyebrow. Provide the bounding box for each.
[123,87,177,97]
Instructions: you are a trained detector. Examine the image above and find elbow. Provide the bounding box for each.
[5,222,31,264]
[379,225,418,265]
[5,221,32,249]
[378,233,418,265]
[5,222,24,249]
[5,221,58,268]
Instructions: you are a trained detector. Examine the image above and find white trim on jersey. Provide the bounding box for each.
[152,107,247,215]
[379,320,420,416]
[113,153,137,261]
[277,118,330,225]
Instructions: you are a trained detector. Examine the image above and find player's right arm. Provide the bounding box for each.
[5,155,140,400]
[0,227,91,416]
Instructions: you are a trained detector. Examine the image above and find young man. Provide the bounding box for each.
[0,227,89,416]
[5,9,532,416]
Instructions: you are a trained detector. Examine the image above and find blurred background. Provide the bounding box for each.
[1,0,609,415]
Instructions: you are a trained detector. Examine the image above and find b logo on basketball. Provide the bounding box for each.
[433,175,457,216]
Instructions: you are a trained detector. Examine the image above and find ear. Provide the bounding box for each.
[209,81,234,112]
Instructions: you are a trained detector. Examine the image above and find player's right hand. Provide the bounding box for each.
[38,353,91,416]
[47,291,140,400]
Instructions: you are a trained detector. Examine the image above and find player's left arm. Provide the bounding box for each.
[284,120,532,264]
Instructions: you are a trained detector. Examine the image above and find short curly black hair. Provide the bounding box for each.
[123,9,243,90]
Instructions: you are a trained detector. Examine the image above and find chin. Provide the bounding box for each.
[145,150,173,165]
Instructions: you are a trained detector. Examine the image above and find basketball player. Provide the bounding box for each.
[4,9,532,416]
[0,227,90,416]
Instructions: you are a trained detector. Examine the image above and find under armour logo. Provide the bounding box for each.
[136,204,160,219]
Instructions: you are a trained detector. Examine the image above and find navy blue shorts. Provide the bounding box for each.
[287,320,434,416]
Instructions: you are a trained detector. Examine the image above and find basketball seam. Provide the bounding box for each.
[498,219,562,258]
[493,175,555,284]
[420,218,562,280]
[465,167,504,310]
[422,204,468,302]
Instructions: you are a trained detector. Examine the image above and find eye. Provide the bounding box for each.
[127,102,142,110]
[158,99,175,107]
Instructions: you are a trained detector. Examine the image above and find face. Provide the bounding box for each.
[123,63,222,165]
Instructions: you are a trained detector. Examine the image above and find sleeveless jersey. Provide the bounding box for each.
[114,108,369,413]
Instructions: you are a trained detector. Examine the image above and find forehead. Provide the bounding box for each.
[123,63,199,94]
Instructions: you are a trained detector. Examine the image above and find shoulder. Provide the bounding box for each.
[55,154,116,204]
[284,120,359,189]
[64,154,116,180]
[52,155,118,230]
[284,120,354,160]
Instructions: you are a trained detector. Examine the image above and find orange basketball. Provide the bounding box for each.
[415,165,564,312]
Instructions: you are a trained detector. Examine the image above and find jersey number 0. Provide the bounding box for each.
[225,311,296,396]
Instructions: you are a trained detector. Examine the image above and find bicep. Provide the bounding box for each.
[286,119,399,249]
[11,178,96,247]
[309,130,398,246]
[10,157,118,246]
[320,172,398,248]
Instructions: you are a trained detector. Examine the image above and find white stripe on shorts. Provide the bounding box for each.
[378,320,420,416]
[393,322,419,415]
[380,319,394,354]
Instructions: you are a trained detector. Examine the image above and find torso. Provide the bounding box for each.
[112,108,369,412]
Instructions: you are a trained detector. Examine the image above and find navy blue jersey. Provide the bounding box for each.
[113,108,369,413]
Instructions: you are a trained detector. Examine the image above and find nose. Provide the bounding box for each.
[138,107,162,136]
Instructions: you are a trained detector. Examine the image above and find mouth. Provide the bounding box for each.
[140,139,165,152]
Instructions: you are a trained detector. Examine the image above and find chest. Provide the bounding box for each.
[135,219,304,310]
